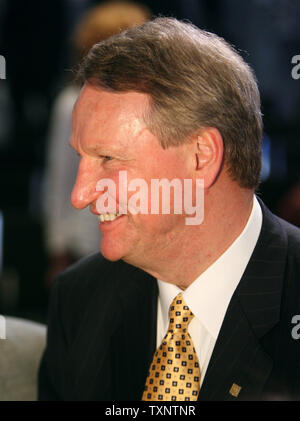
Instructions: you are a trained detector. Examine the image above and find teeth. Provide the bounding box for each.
[98,213,122,223]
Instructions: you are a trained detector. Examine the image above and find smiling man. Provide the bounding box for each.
[39,18,300,401]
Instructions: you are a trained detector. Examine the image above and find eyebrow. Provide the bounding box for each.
[68,141,131,160]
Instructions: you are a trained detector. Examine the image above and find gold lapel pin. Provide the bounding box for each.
[229,383,242,397]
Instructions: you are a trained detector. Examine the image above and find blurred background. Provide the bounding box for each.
[0,0,299,324]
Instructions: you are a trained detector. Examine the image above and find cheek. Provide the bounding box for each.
[135,213,182,236]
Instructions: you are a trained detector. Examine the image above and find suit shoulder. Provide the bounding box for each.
[47,253,156,336]
[51,253,152,308]
[274,216,300,309]
[48,254,140,331]
[277,216,300,256]
[53,252,129,297]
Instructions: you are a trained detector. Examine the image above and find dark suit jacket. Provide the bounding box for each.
[38,201,300,400]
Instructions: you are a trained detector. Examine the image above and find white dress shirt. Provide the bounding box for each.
[156,195,262,387]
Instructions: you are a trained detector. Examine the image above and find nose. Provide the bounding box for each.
[71,158,100,210]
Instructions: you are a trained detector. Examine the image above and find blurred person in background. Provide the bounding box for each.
[277,179,300,228]
[43,0,151,286]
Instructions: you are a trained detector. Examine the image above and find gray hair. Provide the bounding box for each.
[77,17,263,189]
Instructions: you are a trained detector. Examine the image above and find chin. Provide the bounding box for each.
[100,241,126,262]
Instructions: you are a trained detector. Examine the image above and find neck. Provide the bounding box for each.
[137,181,254,289]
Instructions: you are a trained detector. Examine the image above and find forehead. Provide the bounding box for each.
[71,84,150,151]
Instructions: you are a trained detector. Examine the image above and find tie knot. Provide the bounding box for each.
[168,293,194,332]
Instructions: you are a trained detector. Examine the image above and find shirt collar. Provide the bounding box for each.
[157,195,262,339]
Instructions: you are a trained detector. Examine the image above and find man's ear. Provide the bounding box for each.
[194,127,224,188]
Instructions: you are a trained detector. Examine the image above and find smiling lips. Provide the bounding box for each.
[98,213,123,222]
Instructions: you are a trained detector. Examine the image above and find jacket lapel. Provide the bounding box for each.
[199,201,288,400]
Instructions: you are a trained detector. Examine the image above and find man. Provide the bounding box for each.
[38,18,300,401]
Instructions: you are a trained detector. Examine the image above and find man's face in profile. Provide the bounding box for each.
[70,84,194,268]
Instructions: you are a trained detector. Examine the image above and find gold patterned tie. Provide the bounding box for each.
[142,293,200,401]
